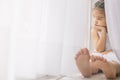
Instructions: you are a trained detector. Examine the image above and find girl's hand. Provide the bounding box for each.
[94,25,106,32]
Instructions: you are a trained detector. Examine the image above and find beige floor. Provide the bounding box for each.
[17,73,120,80]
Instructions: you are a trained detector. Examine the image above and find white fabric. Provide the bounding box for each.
[0,0,90,79]
[92,52,120,63]
[105,0,120,61]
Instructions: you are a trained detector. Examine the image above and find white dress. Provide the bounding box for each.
[92,32,120,63]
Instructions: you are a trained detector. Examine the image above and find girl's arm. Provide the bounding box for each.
[91,26,107,52]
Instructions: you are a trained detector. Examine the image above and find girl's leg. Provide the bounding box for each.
[95,59,117,79]
[111,61,120,75]
[75,48,120,79]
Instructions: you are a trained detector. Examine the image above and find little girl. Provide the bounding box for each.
[75,0,120,79]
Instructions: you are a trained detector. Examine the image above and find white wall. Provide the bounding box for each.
[0,27,9,80]
[0,0,90,79]
[14,0,90,78]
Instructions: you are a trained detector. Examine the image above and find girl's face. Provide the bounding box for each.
[92,9,106,28]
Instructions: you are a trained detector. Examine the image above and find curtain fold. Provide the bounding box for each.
[105,0,120,61]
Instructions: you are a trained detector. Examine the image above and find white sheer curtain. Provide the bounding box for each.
[0,0,90,79]
[105,0,120,61]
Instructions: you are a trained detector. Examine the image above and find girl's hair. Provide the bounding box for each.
[94,0,104,10]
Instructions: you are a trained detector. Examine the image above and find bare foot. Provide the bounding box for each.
[75,48,91,77]
[96,58,117,79]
